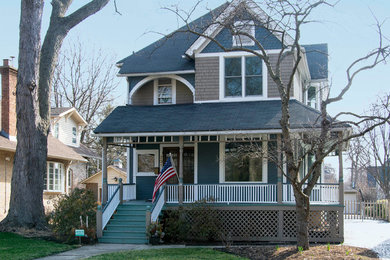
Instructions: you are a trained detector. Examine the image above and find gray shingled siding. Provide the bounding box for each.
[132,80,154,106]
[131,79,193,106]
[267,54,294,98]
[195,57,220,101]
[176,81,194,104]
[197,143,220,184]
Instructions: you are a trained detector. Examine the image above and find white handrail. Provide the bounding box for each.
[167,184,277,203]
[123,184,136,201]
[282,184,339,204]
[151,188,165,222]
[102,186,120,229]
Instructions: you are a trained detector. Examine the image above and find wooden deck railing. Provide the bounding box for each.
[167,184,277,203]
[166,183,339,204]
[282,184,339,204]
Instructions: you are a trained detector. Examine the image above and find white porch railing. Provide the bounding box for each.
[102,185,120,229]
[151,187,165,222]
[282,184,339,204]
[167,184,278,203]
[108,184,117,200]
[123,184,136,201]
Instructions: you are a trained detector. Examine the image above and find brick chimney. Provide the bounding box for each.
[0,59,17,140]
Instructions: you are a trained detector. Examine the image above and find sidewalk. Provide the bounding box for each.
[36,244,187,260]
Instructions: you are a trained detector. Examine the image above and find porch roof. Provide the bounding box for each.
[94,100,341,136]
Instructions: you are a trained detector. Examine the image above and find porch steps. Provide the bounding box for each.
[99,201,151,244]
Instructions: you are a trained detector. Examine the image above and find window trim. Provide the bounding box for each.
[232,20,255,47]
[219,141,268,184]
[153,79,176,105]
[72,126,77,144]
[44,162,65,193]
[134,149,159,177]
[54,123,59,139]
[219,54,268,101]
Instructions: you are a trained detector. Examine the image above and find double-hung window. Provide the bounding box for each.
[224,56,263,98]
[72,127,77,144]
[44,162,65,192]
[154,78,176,105]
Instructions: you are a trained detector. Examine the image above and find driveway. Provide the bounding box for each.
[344,219,390,259]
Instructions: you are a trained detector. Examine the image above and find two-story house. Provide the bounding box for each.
[0,59,87,219]
[94,0,346,244]
[50,107,100,191]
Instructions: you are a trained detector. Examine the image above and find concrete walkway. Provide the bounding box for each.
[344,219,390,259]
[37,244,187,260]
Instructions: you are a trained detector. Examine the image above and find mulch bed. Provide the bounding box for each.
[217,245,379,259]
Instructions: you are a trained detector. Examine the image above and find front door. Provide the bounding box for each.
[163,147,194,184]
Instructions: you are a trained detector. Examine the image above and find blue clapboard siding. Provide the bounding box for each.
[136,176,156,200]
[268,161,277,184]
[197,143,220,184]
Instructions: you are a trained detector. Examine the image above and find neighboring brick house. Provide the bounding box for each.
[0,59,88,218]
[94,0,348,244]
[50,107,100,191]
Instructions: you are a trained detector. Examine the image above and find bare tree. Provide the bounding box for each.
[0,0,112,231]
[52,39,119,143]
[347,96,390,199]
[166,0,390,249]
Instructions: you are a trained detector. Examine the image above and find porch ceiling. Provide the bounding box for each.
[94,100,342,136]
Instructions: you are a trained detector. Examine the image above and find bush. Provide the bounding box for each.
[49,188,97,243]
[162,199,222,243]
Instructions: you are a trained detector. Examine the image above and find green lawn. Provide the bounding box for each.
[0,232,77,260]
[89,248,247,260]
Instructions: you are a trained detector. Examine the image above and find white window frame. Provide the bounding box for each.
[134,149,159,177]
[219,54,268,102]
[306,85,318,109]
[219,140,268,184]
[232,20,255,47]
[44,162,65,192]
[72,126,77,144]
[153,79,176,105]
[54,123,59,139]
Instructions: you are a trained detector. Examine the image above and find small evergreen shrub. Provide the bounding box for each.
[162,199,222,243]
[49,188,97,243]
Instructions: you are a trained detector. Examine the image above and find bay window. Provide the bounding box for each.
[44,162,65,192]
[224,56,263,98]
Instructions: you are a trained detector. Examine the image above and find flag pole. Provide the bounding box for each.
[169,152,180,182]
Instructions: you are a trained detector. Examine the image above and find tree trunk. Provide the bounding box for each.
[294,188,310,250]
[0,0,47,230]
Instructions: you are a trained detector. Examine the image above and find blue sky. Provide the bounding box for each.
[0,0,389,116]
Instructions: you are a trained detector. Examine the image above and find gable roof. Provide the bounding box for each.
[81,165,126,184]
[70,143,100,159]
[303,44,328,80]
[117,2,229,76]
[117,1,328,81]
[51,107,88,126]
[0,134,87,162]
[94,100,341,135]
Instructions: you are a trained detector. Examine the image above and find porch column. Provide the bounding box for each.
[102,137,108,205]
[338,132,345,241]
[277,134,282,204]
[338,132,344,205]
[178,136,184,204]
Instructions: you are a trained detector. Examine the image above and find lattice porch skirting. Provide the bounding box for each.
[165,205,343,243]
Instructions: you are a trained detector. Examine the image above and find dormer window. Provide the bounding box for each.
[232,21,255,46]
[306,86,318,109]
[153,78,176,105]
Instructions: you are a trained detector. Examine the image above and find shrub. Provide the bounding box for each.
[49,188,97,243]
[161,199,222,243]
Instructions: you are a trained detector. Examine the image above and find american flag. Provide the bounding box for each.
[152,156,177,202]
